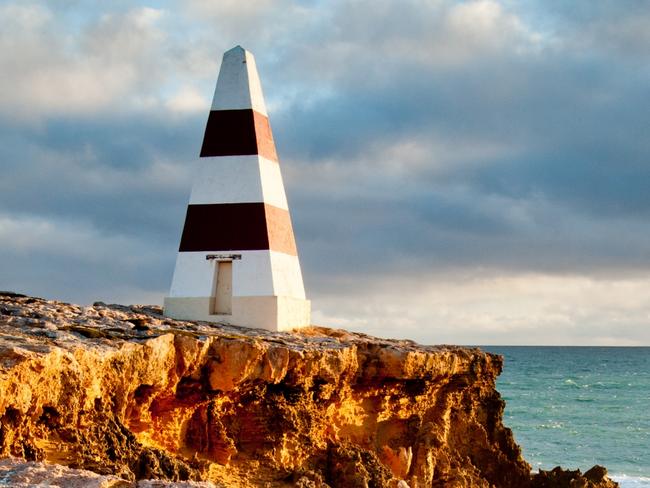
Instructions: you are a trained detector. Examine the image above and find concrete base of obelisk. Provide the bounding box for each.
[163,295,311,332]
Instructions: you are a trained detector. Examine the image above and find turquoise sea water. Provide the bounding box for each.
[483,347,650,488]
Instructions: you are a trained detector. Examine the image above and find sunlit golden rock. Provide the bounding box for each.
[0,292,617,487]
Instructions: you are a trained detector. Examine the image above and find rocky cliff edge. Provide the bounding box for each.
[0,293,616,488]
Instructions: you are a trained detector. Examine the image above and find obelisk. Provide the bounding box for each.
[164,46,311,331]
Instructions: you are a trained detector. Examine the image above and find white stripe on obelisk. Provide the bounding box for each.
[188,155,288,210]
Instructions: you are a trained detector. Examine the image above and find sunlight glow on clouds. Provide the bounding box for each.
[165,86,209,114]
[312,273,650,346]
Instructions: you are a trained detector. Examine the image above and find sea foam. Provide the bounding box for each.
[612,474,650,487]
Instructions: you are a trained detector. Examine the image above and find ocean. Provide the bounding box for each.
[483,347,650,488]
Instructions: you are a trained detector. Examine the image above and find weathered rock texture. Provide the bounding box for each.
[0,293,617,488]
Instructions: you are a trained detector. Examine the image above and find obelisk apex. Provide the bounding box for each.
[164,46,311,331]
[211,46,268,116]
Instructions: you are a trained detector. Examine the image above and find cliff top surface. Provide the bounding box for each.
[0,291,492,380]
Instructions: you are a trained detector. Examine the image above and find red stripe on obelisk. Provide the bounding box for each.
[199,109,278,161]
[178,203,297,255]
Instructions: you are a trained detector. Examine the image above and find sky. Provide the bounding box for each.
[1,0,649,345]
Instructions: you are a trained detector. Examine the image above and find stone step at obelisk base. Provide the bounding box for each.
[164,46,311,331]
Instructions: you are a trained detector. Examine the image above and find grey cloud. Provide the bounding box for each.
[0,115,197,238]
[0,212,173,304]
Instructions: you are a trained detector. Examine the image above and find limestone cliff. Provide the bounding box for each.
[0,293,617,488]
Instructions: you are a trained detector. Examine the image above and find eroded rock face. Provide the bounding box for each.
[0,293,617,487]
